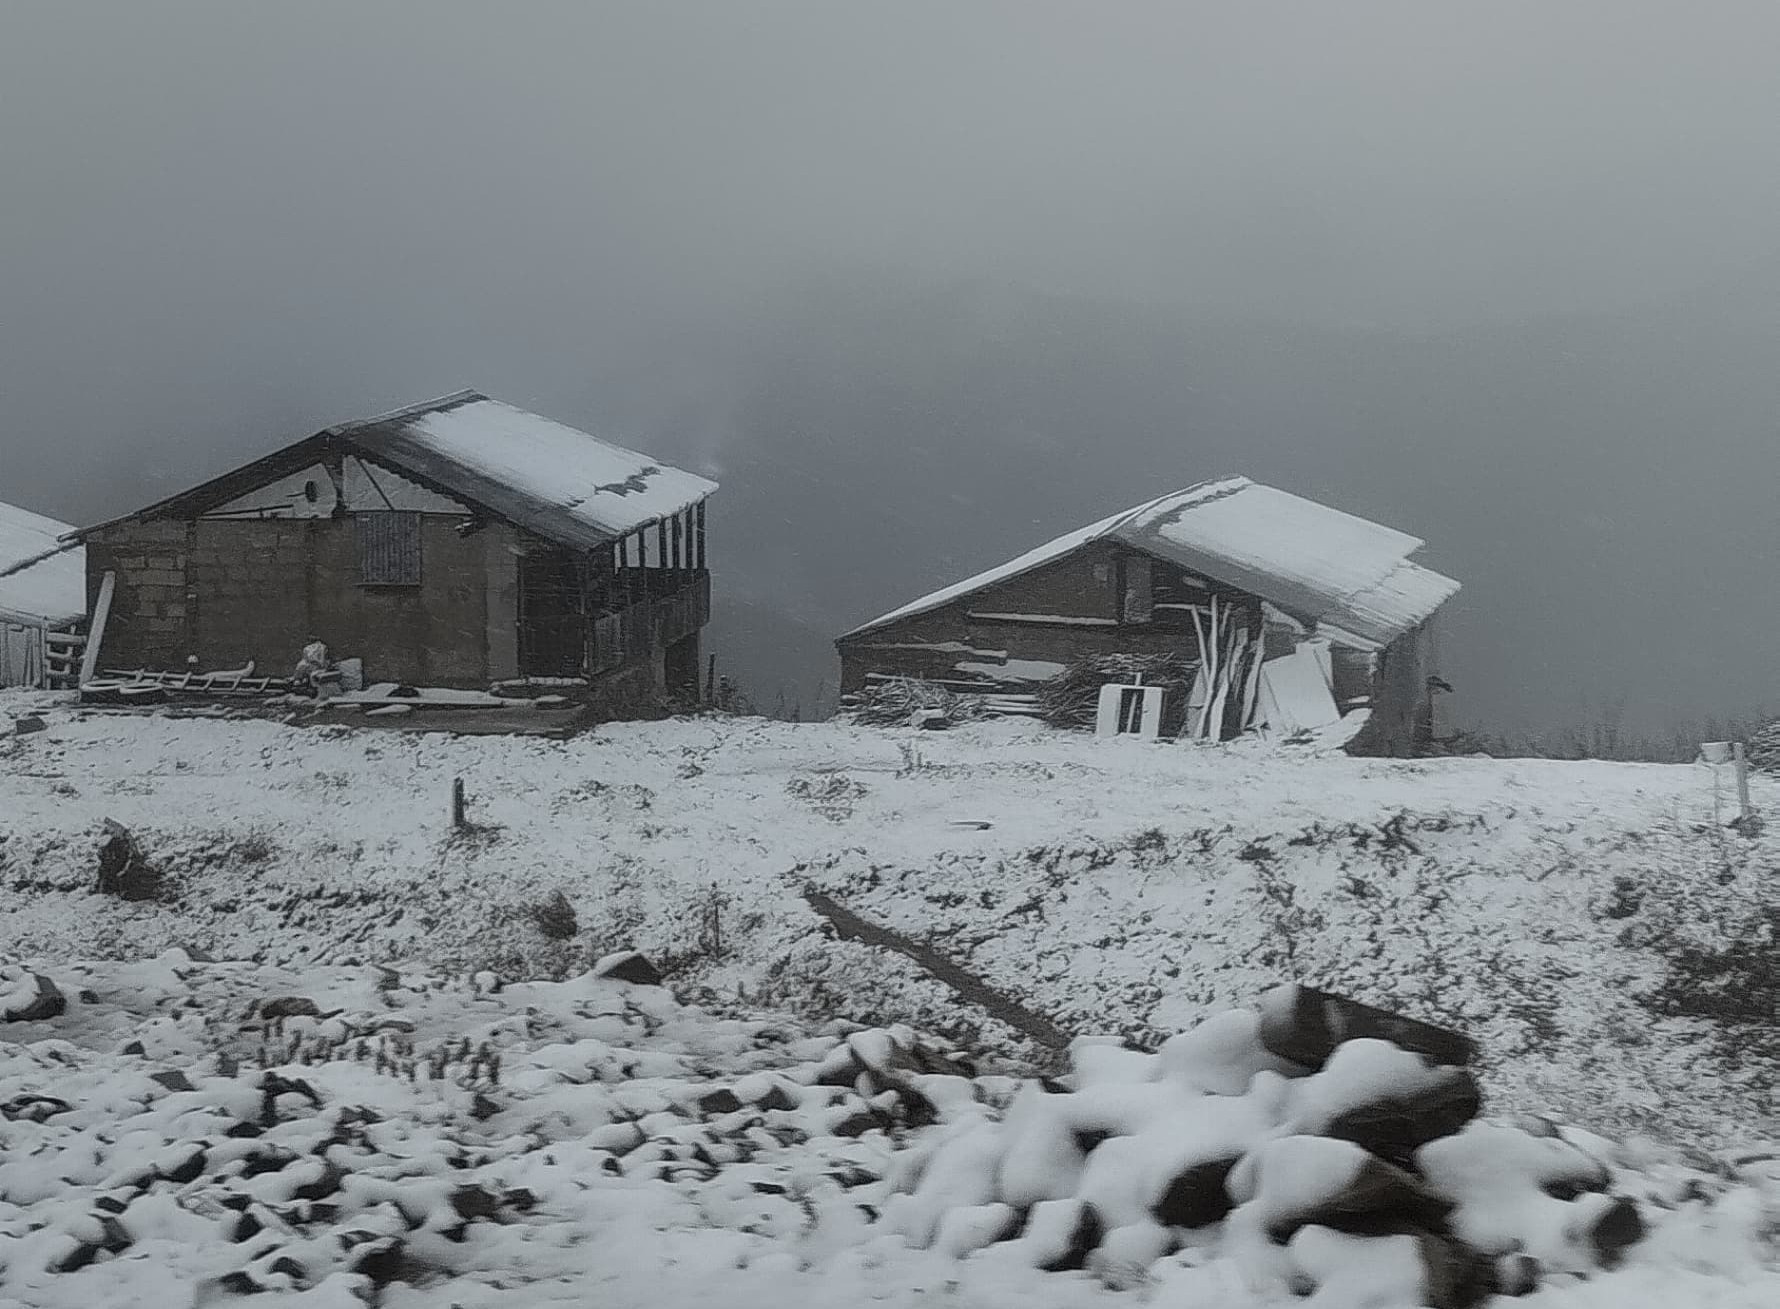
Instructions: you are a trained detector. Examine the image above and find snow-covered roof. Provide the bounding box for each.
[338,392,717,549]
[843,478,1459,649]
[0,500,85,624]
[74,391,719,552]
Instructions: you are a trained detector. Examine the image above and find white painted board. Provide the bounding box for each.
[1257,646,1341,733]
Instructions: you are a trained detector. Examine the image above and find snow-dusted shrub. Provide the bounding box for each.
[786,772,868,821]
[527,889,579,941]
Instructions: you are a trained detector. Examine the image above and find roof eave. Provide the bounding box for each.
[68,432,341,540]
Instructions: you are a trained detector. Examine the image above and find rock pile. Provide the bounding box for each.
[882,984,1654,1305]
[1,956,1771,1307]
[0,950,997,1305]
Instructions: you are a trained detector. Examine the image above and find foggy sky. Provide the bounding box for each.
[4,2,1779,734]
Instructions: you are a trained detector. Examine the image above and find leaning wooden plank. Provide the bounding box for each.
[1196,595,1223,739]
[78,571,116,688]
[802,888,1070,1052]
[1240,629,1265,730]
[1187,604,1210,739]
[1205,621,1237,742]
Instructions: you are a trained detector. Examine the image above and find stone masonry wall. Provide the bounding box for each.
[84,520,197,672]
[84,516,503,685]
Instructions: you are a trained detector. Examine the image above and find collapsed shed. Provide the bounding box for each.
[68,391,717,704]
[0,501,86,689]
[835,478,1459,755]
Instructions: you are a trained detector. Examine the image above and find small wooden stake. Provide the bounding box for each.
[451,778,466,830]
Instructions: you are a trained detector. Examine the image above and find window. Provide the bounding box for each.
[357,511,421,586]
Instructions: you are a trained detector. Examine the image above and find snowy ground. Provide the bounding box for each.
[2,694,1777,1302]
[4,695,1773,1140]
[0,955,1775,1308]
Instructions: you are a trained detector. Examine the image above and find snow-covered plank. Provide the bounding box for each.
[954,659,1066,682]
[966,612,1119,627]
[1257,645,1342,734]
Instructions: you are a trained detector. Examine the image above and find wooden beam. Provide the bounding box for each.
[79,570,116,688]
[696,500,707,570]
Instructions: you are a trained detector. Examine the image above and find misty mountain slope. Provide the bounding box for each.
[638,274,1780,732]
[706,593,839,719]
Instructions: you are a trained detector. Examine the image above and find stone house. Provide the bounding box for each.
[73,392,717,701]
[836,478,1458,755]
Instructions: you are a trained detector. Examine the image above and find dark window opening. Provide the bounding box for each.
[357,511,421,586]
[519,547,586,677]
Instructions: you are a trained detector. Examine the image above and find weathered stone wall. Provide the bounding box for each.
[83,516,515,685]
[84,519,197,672]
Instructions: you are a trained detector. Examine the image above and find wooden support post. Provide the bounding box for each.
[671,513,683,573]
[657,520,669,579]
[451,777,466,830]
[1734,742,1754,821]
[696,499,707,571]
[79,570,116,688]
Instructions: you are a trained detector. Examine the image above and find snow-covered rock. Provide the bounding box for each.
[0,967,64,1023]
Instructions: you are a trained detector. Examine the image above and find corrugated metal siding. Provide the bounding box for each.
[356,512,422,586]
[1,621,45,688]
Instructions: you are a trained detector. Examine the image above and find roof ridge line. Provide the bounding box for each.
[323,389,485,435]
[1097,476,1249,538]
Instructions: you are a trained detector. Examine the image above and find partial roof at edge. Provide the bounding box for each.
[0,500,85,624]
[70,391,718,551]
[840,477,1460,649]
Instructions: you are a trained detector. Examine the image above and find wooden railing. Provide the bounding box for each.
[589,571,709,674]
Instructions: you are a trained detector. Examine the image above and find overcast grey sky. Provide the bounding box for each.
[4,2,1778,732]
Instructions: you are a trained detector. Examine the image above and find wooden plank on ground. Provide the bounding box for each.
[801,887,1071,1052]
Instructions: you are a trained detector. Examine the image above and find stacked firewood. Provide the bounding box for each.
[1038,654,1194,730]
[1745,721,1780,773]
[844,678,990,727]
